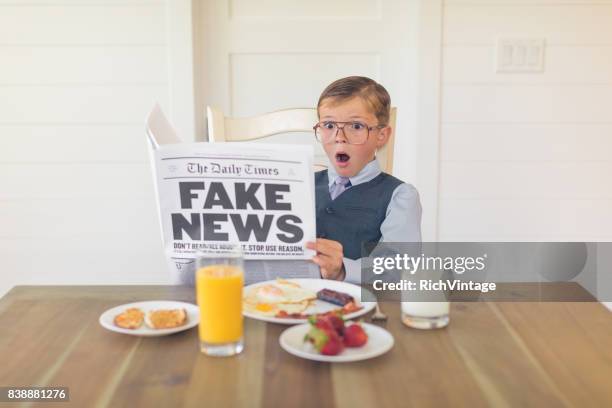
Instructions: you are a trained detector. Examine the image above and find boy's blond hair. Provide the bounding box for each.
[317,76,391,126]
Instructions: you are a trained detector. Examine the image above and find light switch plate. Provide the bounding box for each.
[496,38,545,73]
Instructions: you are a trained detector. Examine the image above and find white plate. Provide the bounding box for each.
[243,278,376,325]
[99,301,199,337]
[280,322,394,363]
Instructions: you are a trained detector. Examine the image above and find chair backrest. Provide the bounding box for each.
[206,106,396,174]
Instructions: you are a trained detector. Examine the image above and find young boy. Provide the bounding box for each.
[305,76,422,283]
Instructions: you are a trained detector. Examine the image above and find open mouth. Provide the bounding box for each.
[335,153,350,163]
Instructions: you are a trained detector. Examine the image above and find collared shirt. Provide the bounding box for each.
[327,159,422,283]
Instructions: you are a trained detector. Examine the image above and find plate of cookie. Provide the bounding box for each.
[99,301,199,337]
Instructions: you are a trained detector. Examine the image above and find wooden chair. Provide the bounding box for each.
[206,106,396,174]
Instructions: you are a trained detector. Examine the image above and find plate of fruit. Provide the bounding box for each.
[279,311,394,362]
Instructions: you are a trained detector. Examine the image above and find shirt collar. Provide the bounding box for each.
[327,159,382,188]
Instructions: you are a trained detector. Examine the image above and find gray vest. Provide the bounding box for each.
[315,170,403,260]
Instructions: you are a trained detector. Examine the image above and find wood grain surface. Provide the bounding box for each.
[0,285,610,408]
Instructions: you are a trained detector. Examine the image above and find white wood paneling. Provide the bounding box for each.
[165,0,197,141]
[440,199,612,241]
[441,124,612,161]
[438,0,612,244]
[442,84,612,123]
[0,46,167,84]
[439,234,561,241]
[0,5,166,45]
[0,85,168,124]
[0,164,154,199]
[0,197,159,238]
[559,200,612,238]
[0,1,175,297]
[0,236,169,290]
[445,0,612,4]
[440,162,612,199]
[443,4,612,45]
[231,0,381,18]
[438,199,562,237]
[443,46,612,84]
[0,126,150,163]
[0,0,161,3]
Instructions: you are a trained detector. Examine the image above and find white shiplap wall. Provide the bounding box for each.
[0,1,173,296]
[438,0,612,242]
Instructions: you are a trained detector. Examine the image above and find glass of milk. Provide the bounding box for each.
[401,267,450,329]
[401,301,449,329]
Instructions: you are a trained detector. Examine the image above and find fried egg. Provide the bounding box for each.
[243,279,316,316]
[245,280,316,304]
[243,300,311,317]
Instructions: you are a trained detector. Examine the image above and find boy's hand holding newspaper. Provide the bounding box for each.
[306,239,346,281]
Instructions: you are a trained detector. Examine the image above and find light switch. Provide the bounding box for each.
[496,38,545,73]
[502,45,513,66]
[515,45,526,66]
[527,44,541,67]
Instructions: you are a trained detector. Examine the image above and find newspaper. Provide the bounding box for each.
[146,104,320,285]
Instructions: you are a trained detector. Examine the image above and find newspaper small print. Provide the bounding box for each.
[154,142,317,260]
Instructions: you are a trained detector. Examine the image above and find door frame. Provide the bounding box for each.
[415,0,443,241]
[166,0,444,240]
[165,0,197,142]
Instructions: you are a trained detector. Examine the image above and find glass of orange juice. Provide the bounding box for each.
[195,243,244,356]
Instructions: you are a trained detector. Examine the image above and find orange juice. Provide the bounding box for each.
[196,265,244,344]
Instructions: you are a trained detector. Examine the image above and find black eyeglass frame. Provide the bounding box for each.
[312,121,386,145]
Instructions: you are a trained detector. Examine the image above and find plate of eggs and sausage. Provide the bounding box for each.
[242,278,376,325]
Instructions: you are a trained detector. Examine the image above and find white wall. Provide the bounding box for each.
[2,0,611,300]
[0,1,175,296]
[438,0,612,242]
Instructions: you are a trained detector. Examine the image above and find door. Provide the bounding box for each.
[195,0,420,183]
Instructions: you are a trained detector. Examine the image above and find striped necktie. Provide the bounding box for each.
[330,176,351,200]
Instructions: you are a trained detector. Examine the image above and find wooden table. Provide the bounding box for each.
[0,285,611,407]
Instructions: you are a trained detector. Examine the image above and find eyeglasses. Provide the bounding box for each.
[313,121,385,145]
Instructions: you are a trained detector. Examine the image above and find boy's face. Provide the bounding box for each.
[318,96,391,178]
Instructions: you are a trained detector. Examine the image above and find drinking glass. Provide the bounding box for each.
[195,244,244,356]
[401,267,450,329]
[401,301,450,329]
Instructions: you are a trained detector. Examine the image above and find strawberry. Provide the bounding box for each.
[310,311,345,336]
[323,314,345,336]
[320,332,344,355]
[308,315,334,332]
[304,326,345,356]
[343,323,368,347]
[304,326,328,349]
